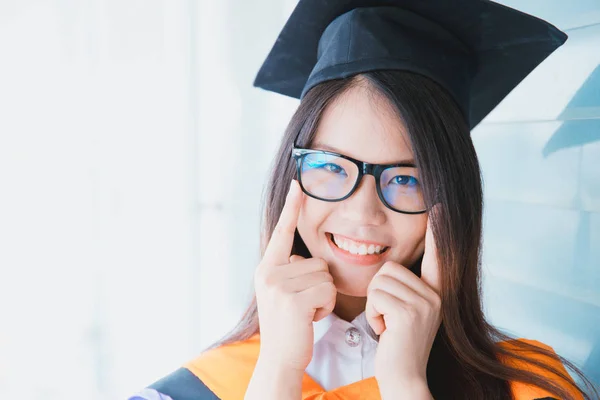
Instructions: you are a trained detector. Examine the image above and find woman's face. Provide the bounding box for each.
[297,84,428,297]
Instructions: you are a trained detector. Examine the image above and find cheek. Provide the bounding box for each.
[389,213,428,258]
[297,197,332,249]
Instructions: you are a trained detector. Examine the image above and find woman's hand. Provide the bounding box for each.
[366,209,442,399]
[253,179,337,372]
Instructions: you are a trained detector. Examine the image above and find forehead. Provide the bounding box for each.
[312,85,413,164]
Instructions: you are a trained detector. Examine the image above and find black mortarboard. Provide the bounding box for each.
[253,0,567,129]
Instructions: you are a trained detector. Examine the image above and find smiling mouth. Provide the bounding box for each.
[326,233,390,256]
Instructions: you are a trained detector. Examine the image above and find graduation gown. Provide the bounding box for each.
[142,334,583,400]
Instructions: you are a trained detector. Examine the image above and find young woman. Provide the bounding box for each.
[131,1,599,399]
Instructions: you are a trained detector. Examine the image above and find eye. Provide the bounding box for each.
[322,163,345,174]
[389,175,418,186]
[305,160,347,175]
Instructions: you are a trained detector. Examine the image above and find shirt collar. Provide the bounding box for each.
[312,310,380,344]
[313,312,337,344]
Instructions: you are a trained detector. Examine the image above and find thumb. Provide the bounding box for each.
[289,254,305,264]
[314,298,336,322]
[365,295,385,335]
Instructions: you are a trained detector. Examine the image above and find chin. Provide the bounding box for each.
[335,283,369,297]
[327,261,378,297]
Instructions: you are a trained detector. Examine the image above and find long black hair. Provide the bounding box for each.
[209,70,598,400]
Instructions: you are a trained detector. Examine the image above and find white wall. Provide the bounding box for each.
[477,3,600,386]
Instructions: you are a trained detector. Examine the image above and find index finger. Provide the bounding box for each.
[421,205,442,295]
[262,179,303,266]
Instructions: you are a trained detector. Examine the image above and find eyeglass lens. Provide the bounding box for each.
[299,152,425,212]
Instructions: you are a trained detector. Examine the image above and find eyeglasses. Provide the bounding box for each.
[291,146,427,214]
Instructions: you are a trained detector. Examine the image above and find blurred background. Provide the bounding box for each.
[0,1,598,399]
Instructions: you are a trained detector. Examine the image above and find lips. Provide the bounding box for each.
[326,232,390,266]
[330,233,389,255]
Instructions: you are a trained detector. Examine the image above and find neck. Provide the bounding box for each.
[333,292,367,322]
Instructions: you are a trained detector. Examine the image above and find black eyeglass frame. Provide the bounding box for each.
[291,146,429,215]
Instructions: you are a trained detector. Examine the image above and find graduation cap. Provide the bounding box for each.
[253,0,568,130]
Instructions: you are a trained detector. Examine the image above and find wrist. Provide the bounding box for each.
[245,356,304,400]
[256,350,309,374]
[255,355,306,380]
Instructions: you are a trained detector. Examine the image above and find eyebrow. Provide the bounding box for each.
[311,141,417,166]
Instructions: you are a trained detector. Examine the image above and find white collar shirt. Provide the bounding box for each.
[305,311,380,391]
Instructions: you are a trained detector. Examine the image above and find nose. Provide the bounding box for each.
[339,175,386,225]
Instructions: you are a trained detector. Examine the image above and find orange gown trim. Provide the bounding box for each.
[182,334,582,400]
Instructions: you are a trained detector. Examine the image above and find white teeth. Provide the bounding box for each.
[358,244,367,255]
[367,244,375,255]
[331,234,387,255]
